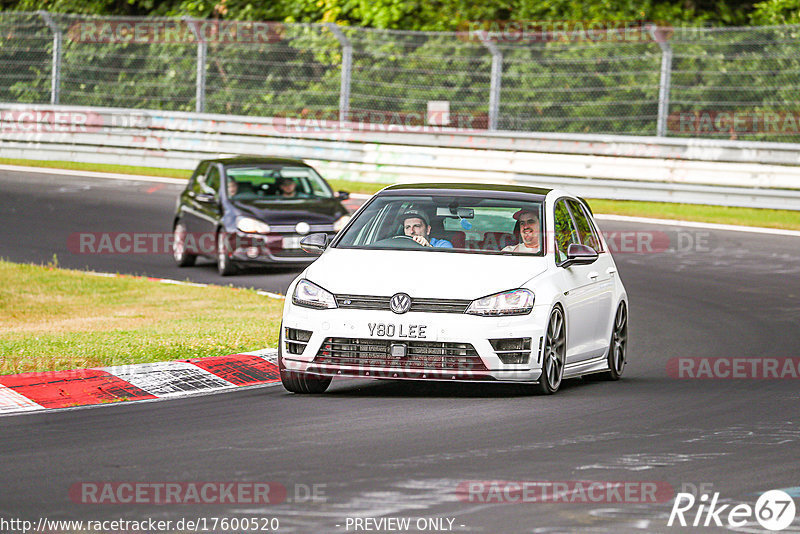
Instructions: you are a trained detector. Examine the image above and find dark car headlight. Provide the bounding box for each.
[236,216,270,234]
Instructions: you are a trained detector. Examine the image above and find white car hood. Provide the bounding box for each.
[304,248,547,300]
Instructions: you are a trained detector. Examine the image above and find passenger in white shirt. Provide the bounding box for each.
[502,209,541,253]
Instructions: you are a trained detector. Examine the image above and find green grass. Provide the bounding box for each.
[587,199,800,231]
[0,157,193,179]
[3,157,798,230]
[0,260,283,375]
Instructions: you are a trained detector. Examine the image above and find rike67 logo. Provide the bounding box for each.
[668,490,796,531]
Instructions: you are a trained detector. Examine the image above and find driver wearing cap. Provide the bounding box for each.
[402,211,453,248]
[502,208,541,253]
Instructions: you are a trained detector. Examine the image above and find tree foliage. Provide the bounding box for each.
[3,0,792,28]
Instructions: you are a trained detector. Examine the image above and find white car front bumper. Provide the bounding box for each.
[280,301,550,383]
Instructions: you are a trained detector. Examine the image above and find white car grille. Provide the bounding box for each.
[334,295,471,314]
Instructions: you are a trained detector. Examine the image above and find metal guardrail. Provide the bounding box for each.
[1,103,799,210]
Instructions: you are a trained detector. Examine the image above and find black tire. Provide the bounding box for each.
[534,306,566,395]
[279,341,332,394]
[599,302,627,381]
[172,221,196,267]
[216,230,237,276]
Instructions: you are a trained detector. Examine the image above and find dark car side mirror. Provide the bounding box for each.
[561,243,599,268]
[300,233,329,254]
[337,191,350,201]
[195,192,217,204]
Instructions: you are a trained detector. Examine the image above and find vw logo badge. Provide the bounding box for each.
[389,293,412,314]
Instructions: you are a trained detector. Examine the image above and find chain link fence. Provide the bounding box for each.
[1,12,800,142]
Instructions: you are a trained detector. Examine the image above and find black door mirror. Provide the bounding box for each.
[561,243,598,268]
[300,233,329,254]
[195,193,216,204]
[337,191,350,201]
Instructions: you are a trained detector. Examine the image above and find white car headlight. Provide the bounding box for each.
[292,279,337,309]
[466,289,534,316]
[236,216,270,234]
[333,214,351,232]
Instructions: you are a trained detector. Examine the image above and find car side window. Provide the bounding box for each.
[567,199,602,252]
[554,200,579,264]
[204,165,221,195]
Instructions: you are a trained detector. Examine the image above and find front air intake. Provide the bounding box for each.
[489,337,532,364]
[285,327,313,355]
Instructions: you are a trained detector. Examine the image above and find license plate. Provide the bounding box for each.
[282,236,302,249]
[367,322,429,339]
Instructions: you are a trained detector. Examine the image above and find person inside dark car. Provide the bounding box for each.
[277,177,306,198]
[227,178,238,198]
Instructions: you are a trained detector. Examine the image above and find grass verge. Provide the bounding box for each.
[588,199,800,231]
[0,259,282,375]
[2,157,798,230]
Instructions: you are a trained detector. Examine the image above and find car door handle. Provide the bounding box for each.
[606,267,617,275]
[588,271,599,280]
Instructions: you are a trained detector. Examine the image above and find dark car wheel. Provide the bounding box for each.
[216,230,237,276]
[279,343,332,394]
[534,306,566,395]
[600,302,627,380]
[172,221,196,267]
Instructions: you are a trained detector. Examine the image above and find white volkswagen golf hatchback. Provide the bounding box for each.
[279,183,628,395]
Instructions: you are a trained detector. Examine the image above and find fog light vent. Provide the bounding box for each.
[285,327,313,355]
[489,337,531,364]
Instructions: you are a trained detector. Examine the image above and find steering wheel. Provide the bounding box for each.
[392,235,425,246]
[371,235,425,248]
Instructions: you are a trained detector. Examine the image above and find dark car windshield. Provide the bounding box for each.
[334,194,544,255]
[224,164,333,199]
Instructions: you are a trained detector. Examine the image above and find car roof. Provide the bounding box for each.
[202,156,311,166]
[378,182,552,200]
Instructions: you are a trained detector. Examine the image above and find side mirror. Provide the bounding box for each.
[561,243,598,268]
[337,191,350,201]
[300,233,329,254]
[195,192,216,204]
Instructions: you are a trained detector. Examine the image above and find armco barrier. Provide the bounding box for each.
[1,103,800,210]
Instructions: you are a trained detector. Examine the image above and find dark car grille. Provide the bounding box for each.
[334,294,471,314]
[314,337,488,371]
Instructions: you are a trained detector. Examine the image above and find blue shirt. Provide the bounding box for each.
[430,237,453,248]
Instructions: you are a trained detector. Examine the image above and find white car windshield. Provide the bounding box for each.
[334,195,544,255]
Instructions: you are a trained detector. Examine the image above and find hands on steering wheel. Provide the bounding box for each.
[392,235,426,247]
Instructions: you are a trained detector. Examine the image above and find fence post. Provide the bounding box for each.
[480,39,502,131]
[649,25,673,137]
[184,18,207,113]
[39,11,62,105]
[326,23,352,124]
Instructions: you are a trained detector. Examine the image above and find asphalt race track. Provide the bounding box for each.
[2,169,800,533]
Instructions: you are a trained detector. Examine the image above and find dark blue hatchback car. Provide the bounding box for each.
[172,157,350,275]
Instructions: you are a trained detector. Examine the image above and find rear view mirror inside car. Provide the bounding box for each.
[436,207,474,218]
